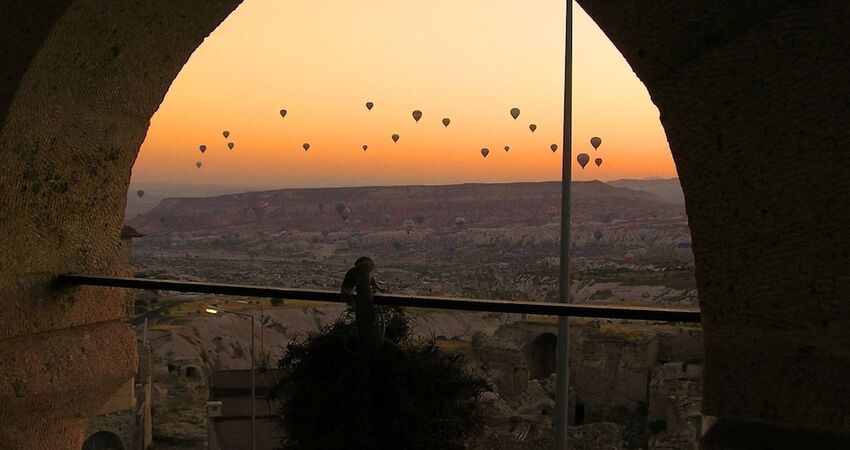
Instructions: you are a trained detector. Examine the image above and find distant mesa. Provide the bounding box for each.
[128,181,685,234]
[607,178,684,205]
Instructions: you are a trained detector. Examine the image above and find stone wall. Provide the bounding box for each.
[576,0,850,441]
[0,2,241,448]
[83,411,135,450]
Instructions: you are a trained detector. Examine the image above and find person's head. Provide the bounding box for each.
[354,256,374,272]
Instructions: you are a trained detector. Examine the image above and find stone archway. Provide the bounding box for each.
[82,431,124,450]
[528,333,558,380]
[1,1,848,449]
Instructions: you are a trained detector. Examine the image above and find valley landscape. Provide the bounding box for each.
[126,179,702,449]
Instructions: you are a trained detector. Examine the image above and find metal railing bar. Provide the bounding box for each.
[55,274,701,323]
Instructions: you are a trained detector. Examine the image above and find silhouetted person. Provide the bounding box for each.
[341,256,384,354]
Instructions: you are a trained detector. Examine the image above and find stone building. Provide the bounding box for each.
[82,345,153,450]
[0,1,848,449]
[207,369,284,450]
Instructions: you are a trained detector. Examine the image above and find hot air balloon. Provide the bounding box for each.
[136,190,145,198]
[412,110,422,122]
[529,124,537,132]
[590,136,602,149]
[504,146,510,152]
[454,217,466,228]
[223,130,230,138]
[481,148,489,158]
[303,143,310,151]
[442,118,451,127]
[595,157,603,167]
[550,144,558,153]
[199,145,207,153]
[195,161,202,168]
[227,142,234,150]
[577,153,590,168]
[510,107,520,119]
[391,134,399,143]
[624,252,636,263]
[340,207,351,221]
[279,109,287,118]
[366,102,374,110]
[362,144,368,151]
[593,230,603,242]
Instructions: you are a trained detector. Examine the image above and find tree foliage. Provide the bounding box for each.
[270,308,490,450]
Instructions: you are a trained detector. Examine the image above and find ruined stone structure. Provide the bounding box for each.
[497,320,705,448]
[82,343,152,450]
[1,1,848,449]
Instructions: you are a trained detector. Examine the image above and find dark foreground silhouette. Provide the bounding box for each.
[269,258,489,450]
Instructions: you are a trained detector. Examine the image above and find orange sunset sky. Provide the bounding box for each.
[132,0,678,189]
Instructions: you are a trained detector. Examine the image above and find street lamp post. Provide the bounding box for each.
[206,305,256,450]
[238,300,265,364]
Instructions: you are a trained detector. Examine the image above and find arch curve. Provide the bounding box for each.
[82,431,125,450]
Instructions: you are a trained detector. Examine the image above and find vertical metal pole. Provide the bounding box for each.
[260,307,264,364]
[251,315,256,450]
[555,0,573,449]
